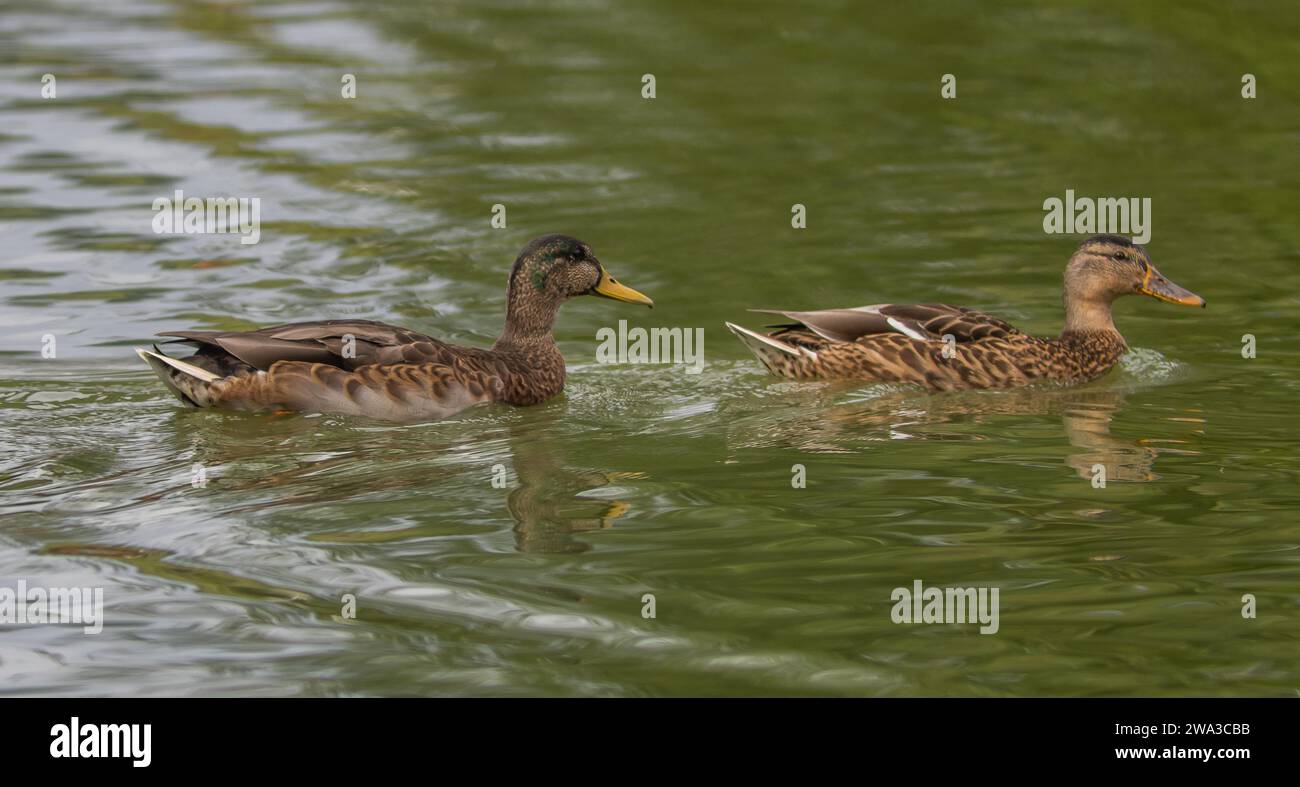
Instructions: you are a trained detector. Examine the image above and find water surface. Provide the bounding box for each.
[1,0,1298,696]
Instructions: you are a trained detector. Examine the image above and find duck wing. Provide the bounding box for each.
[143,319,513,420]
[159,319,465,371]
[750,304,1022,344]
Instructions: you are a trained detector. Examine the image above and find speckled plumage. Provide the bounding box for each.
[136,235,653,421]
[727,235,1204,391]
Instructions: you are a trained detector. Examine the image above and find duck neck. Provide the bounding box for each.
[1062,296,1121,338]
[491,300,567,406]
[492,294,562,354]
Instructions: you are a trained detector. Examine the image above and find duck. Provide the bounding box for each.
[725,235,1204,391]
[136,234,653,421]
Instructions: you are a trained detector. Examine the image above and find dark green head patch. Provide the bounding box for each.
[531,262,551,292]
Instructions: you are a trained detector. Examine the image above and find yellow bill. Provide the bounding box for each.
[593,268,654,307]
[1138,264,1205,308]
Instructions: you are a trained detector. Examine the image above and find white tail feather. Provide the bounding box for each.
[885,316,929,341]
[724,322,817,360]
[135,347,219,382]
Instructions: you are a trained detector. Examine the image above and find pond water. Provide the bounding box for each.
[1,0,1297,696]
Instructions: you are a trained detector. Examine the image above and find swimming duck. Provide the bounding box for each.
[725,235,1204,390]
[136,234,653,421]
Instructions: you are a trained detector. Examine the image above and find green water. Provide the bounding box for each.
[1,0,1298,696]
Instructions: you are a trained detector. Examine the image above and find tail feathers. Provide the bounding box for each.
[725,321,817,378]
[725,322,815,358]
[884,316,930,341]
[135,346,219,406]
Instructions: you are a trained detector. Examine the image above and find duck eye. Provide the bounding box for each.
[1112,252,1126,261]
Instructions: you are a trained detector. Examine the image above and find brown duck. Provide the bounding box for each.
[725,235,1204,390]
[136,234,653,421]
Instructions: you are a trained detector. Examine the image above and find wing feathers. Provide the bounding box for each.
[156,320,454,372]
[749,304,1021,344]
[212,334,337,370]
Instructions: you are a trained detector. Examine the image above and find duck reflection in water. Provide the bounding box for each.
[503,419,635,553]
[155,407,634,552]
[724,384,1200,483]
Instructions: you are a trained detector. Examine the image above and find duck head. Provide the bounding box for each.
[500,234,653,342]
[1062,234,1204,334]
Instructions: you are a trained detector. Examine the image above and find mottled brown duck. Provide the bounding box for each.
[725,235,1204,390]
[136,234,653,421]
